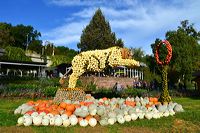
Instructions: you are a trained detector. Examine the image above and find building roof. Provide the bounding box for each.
[0,60,46,67]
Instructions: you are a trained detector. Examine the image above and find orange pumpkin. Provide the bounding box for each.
[78,117,83,122]
[153,98,158,103]
[27,101,34,106]
[85,115,93,121]
[50,110,59,115]
[66,104,75,112]
[102,97,107,101]
[64,110,73,116]
[26,110,34,115]
[146,104,151,108]
[59,102,67,109]
[80,101,85,106]
[34,106,39,111]
[149,97,154,102]
[74,104,81,109]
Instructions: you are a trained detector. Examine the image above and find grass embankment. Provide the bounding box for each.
[0,97,199,133]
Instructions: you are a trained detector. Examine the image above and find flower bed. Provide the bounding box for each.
[14,95,184,127]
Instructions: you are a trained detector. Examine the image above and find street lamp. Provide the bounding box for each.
[26,33,29,51]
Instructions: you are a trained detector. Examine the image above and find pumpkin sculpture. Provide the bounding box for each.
[54,47,140,103]
[154,40,172,103]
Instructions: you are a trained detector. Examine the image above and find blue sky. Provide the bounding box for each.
[0,0,200,54]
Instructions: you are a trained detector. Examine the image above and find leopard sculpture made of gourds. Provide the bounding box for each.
[68,46,140,88]
[54,46,140,103]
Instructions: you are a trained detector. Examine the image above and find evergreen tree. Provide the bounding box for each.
[77,9,124,51]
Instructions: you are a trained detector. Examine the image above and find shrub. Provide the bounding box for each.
[42,86,58,97]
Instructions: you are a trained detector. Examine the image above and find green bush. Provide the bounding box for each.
[0,78,61,98]
[85,82,97,91]
[122,88,148,97]
[42,86,58,97]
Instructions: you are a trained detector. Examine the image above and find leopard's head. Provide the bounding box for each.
[121,48,133,59]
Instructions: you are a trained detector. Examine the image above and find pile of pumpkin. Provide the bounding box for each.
[15,95,184,127]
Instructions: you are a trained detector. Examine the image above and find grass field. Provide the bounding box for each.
[0,97,199,133]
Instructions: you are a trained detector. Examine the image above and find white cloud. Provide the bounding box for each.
[43,0,200,54]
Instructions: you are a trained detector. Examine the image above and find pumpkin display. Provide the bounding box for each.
[14,96,184,127]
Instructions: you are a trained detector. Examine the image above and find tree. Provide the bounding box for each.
[50,55,72,66]
[151,20,200,89]
[44,41,54,56]
[11,24,41,49]
[28,40,43,54]
[130,47,145,61]
[1,46,31,62]
[0,23,15,48]
[77,8,124,51]
[0,22,42,50]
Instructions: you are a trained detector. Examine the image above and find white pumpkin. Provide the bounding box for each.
[89,109,97,116]
[117,116,125,124]
[169,109,175,116]
[43,115,50,120]
[23,114,30,118]
[88,118,97,127]
[70,116,78,126]
[17,117,24,126]
[174,104,184,112]
[99,119,108,126]
[14,108,21,114]
[131,113,138,121]
[31,112,38,117]
[145,112,152,120]
[63,119,71,127]
[124,115,131,122]
[47,113,54,118]
[79,119,88,127]
[42,118,49,126]
[97,108,105,116]
[64,99,72,104]
[39,112,46,116]
[163,110,170,117]
[49,117,55,126]
[55,114,61,118]
[152,113,159,119]
[55,117,63,126]
[108,118,115,125]
[158,112,163,117]
[23,116,32,126]
[138,113,145,119]
[33,116,42,126]
[61,114,68,120]
[89,104,97,111]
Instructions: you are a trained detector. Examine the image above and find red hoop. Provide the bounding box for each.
[155,40,172,65]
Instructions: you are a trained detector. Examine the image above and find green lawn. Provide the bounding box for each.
[0,97,199,133]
